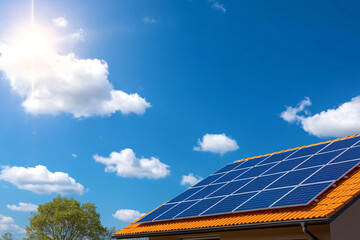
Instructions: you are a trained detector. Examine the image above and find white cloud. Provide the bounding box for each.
[181,173,203,187]
[280,97,312,123]
[0,36,151,118]
[0,165,84,195]
[94,148,170,179]
[143,17,156,23]
[194,133,239,155]
[52,17,68,28]
[0,214,24,234]
[72,154,78,158]
[7,202,38,212]
[112,209,145,223]
[71,28,86,41]
[281,96,360,138]
[209,0,226,13]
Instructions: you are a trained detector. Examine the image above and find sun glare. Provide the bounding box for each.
[15,27,53,56]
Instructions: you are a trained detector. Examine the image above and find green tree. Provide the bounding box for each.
[25,195,107,240]
[0,232,13,240]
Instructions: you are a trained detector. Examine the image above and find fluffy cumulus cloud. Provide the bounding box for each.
[94,148,170,179]
[0,165,84,195]
[0,27,150,118]
[7,202,38,212]
[52,17,68,28]
[280,97,312,123]
[209,0,226,13]
[0,214,24,234]
[281,96,360,138]
[181,173,203,187]
[194,133,239,155]
[112,209,145,223]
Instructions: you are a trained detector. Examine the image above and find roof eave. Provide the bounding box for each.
[112,218,330,239]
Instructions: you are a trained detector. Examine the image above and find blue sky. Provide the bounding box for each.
[0,0,360,237]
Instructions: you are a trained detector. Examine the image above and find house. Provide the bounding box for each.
[113,135,360,240]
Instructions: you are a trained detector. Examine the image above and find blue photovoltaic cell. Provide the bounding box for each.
[273,182,331,207]
[168,187,203,203]
[203,192,256,215]
[265,157,308,175]
[137,203,177,222]
[177,197,224,218]
[304,160,360,184]
[213,168,248,183]
[236,187,293,211]
[330,146,360,163]
[187,183,225,200]
[295,150,344,169]
[208,179,252,197]
[268,167,320,189]
[289,143,328,159]
[137,137,360,223]
[156,201,197,220]
[214,162,243,174]
[235,173,282,194]
[193,173,224,187]
[237,163,276,179]
[260,151,296,165]
[237,156,267,169]
[320,137,360,153]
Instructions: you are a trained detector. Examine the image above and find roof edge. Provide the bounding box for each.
[234,134,360,163]
[112,218,330,239]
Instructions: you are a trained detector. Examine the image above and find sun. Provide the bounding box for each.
[14,26,53,56]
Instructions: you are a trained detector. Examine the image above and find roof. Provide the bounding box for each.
[114,134,360,238]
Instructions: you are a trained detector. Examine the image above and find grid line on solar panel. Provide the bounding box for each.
[304,160,360,184]
[267,167,321,189]
[167,186,204,203]
[208,178,252,198]
[235,156,270,169]
[271,181,333,208]
[155,201,198,221]
[329,146,360,164]
[213,168,250,183]
[192,173,225,187]
[202,192,257,216]
[319,136,360,153]
[186,183,225,200]
[264,156,309,175]
[260,150,297,165]
[294,149,345,170]
[176,197,224,219]
[289,143,329,159]
[235,187,294,212]
[213,161,244,174]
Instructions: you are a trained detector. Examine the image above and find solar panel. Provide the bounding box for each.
[236,187,293,211]
[273,182,331,207]
[177,197,224,218]
[137,136,360,223]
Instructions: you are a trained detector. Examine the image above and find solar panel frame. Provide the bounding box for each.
[137,137,360,223]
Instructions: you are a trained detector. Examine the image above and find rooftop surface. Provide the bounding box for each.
[114,134,360,238]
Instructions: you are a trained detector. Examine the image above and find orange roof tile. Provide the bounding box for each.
[115,135,360,237]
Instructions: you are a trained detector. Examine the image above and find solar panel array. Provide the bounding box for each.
[138,136,360,223]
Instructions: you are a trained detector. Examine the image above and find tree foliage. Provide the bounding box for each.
[25,195,109,240]
[0,232,13,240]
